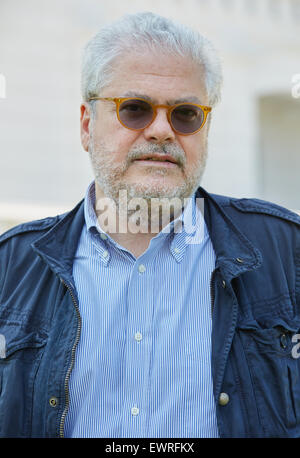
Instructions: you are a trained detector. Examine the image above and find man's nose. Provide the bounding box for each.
[142,108,175,143]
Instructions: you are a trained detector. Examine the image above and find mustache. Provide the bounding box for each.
[127,143,186,167]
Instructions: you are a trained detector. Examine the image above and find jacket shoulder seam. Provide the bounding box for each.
[229,198,300,225]
[0,215,62,244]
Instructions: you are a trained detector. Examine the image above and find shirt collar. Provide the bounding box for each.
[166,192,207,262]
[84,181,113,265]
[84,181,206,263]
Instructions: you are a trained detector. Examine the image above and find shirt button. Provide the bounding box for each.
[135,332,143,342]
[103,250,109,258]
[131,406,139,416]
[138,264,146,273]
[219,392,230,406]
[100,233,108,240]
[174,247,180,254]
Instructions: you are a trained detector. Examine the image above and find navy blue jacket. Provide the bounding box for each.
[1,186,300,438]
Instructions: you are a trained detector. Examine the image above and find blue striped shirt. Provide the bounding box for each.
[64,181,219,438]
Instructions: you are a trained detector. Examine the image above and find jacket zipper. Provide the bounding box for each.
[210,269,216,318]
[58,277,82,438]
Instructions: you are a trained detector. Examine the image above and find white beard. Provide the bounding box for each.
[88,130,208,207]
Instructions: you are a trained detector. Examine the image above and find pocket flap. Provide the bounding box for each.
[237,316,300,333]
[0,320,47,359]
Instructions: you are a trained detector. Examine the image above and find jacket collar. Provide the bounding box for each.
[196,187,262,279]
[31,199,85,286]
[31,186,262,282]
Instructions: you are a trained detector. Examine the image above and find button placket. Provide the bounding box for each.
[121,258,151,435]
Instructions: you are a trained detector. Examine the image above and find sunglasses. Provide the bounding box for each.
[88,97,212,135]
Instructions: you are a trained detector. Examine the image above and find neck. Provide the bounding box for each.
[94,183,185,258]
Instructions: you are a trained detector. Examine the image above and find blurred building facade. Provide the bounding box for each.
[0,0,299,233]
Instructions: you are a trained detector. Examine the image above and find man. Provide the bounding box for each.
[0,12,300,439]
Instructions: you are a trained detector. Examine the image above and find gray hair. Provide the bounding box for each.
[81,11,223,108]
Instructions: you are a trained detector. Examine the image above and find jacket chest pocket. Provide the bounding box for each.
[0,320,47,437]
[237,317,300,437]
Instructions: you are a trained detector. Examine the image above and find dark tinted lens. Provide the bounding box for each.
[171,104,204,134]
[119,99,153,129]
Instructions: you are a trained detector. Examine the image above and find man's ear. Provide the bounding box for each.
[80,102,92,152]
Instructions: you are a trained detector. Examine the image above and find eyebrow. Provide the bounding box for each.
[120,91,202,105]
